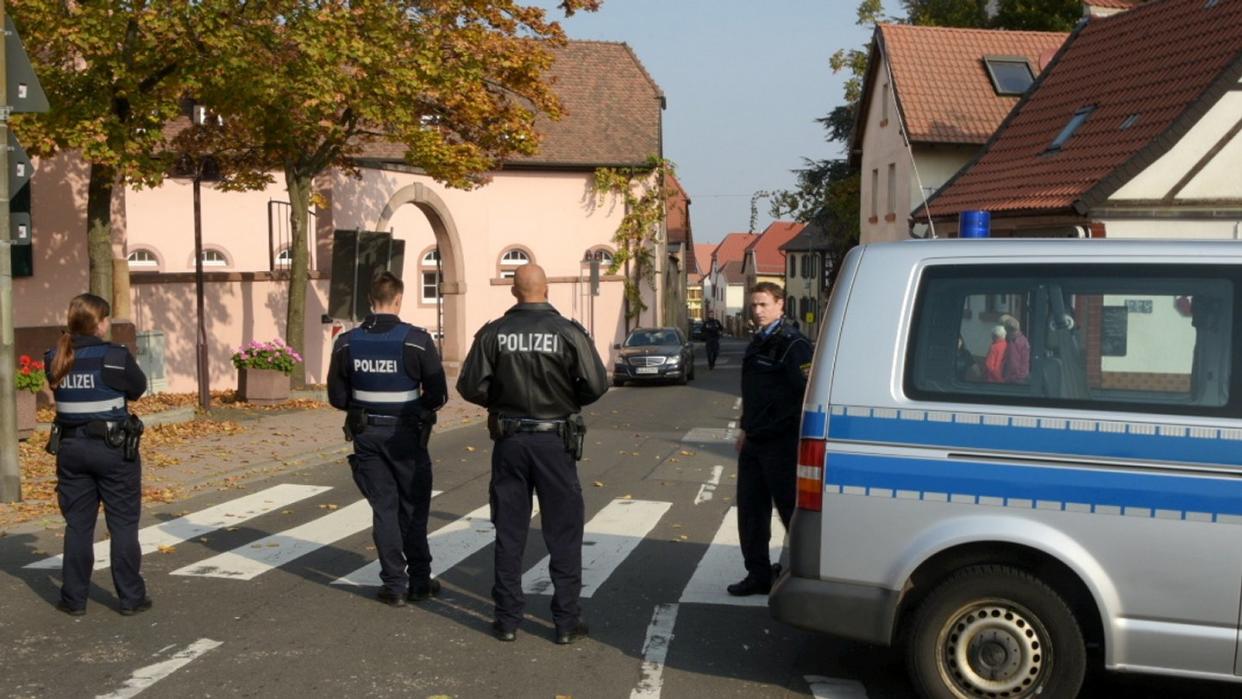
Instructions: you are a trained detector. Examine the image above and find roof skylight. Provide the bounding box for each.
[1046,105,1095,153]
[983,57,1035,95]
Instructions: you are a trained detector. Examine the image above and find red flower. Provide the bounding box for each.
[19,354,30,369]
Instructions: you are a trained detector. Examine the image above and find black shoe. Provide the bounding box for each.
[376,589,407,608]
[726,576,771,597]
[56,600,86,617]
[119,598,153,616]
[492,620,516,642]
[406,579,441,602]
[771,563,782,579]
[555,621,589,645]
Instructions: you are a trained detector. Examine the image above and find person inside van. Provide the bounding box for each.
[985,325,1007,383]
[955,336,982,382]
[1000,314,1030,384]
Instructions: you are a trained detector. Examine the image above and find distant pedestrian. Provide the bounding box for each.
[729,282,812,597]
[328,272,447,607]
[702,316,723,369]
[45,293,150,617]
[457,264,609,644]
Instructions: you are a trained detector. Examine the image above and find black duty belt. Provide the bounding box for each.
[58,421,119,439]
[501,418,565,434]
[365,414,417,426]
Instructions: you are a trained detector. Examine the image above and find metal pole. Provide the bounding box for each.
[0,0,19,503]
[193,174,209,411]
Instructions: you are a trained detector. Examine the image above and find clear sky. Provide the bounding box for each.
[535,0,873,244]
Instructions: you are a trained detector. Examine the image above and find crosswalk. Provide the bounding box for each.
[25,483,787,608]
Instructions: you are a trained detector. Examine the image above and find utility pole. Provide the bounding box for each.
[1,1,50,503]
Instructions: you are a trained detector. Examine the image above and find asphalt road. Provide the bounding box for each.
[1,337,1238,698]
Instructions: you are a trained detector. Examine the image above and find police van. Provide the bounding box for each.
[770,239,1242,698]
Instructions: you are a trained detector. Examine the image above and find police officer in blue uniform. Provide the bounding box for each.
[703,316,724,369]
[729,281,812,596]
[45,293,150,616]
[328,271,448,607]
[456,263,608,644]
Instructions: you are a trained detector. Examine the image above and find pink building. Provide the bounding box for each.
[13,41,665,392]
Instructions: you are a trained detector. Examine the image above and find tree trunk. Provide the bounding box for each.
[283,168,311,389]
[87,163,116,305]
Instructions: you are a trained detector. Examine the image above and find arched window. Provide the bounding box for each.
[275,248,292,267]
[498,247,532,279]
[585,247,614,265]
[420,247,441,303]
[200,249,228,268]
[126,248,159,271]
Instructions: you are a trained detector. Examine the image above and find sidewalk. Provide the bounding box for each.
[1,394,488,534]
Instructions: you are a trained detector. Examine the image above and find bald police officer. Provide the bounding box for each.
[457,263,608,644]
[329,272,448,607]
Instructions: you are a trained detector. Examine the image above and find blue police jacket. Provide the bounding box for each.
[49,344,130,423]
[341,323,422,416]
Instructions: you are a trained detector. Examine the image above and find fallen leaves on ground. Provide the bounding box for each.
[592,481,604,488]
[157,545,177,554]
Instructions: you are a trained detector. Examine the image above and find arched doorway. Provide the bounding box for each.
[373,183,466,364]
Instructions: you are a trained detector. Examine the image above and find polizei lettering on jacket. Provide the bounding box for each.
[354,358,399,373]
[62,373,97,389]
[498,333,560,353]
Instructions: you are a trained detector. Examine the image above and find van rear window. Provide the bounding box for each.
[905,264,1239,416]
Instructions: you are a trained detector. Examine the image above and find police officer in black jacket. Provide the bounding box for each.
[457,263,608,644]
[729,282,812,597]
[45,293,150,617]
[328,272,448,607]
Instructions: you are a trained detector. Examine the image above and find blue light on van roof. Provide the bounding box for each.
[959,210,991,238]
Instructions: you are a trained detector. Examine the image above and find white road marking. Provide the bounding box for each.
[806,675,869,699]
[523,499,671,598]
[171,491,441,580]
[630,603,679,699]
[693,465,725,505]
[680,428,735,444]
[679,506,785,607]
[332,501,540,587]
[732,397,742,411]
[27,484,331,570]
[95,638,222,699]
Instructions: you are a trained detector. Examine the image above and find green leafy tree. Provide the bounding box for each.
[196,0,599,387]
[8,1,212,305]
[592,157,675,325]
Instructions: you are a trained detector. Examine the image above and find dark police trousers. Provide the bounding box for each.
[737,432,797,583]
[490,432,584,632]
[706,338,721,369]
[56,434,146,610]
[348,424,433,593]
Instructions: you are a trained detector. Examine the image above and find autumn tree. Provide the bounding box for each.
[195,0,598,387]
[8,1,217,306]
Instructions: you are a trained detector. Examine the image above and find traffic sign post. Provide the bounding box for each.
[1,3,49,503]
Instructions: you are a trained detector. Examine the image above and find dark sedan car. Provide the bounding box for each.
[611,327,695,386]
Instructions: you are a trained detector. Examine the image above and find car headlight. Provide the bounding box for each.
[666,356,681,365]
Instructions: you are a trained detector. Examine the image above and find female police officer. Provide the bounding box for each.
[45,293,150,616]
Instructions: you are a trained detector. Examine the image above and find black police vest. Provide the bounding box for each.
[741,322,801,439]
[346,325,421,416]
[51,344,129,423]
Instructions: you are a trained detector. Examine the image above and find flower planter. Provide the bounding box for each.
[238,368,291,405]
[16,390,36,440]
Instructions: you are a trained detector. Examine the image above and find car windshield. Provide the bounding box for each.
[625,330,679,347]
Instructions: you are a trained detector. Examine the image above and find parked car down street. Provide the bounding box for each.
[612,327,695,386]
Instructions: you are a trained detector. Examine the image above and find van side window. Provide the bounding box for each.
[906,264,1236,415]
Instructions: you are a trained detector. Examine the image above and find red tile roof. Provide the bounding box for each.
[356,41,663,167]
[719,260,746,285]
[744,221,805,276]
[923,0,1242,220]
[712,233,755,269]
[692,243,715,283]
[872,24,1068,145]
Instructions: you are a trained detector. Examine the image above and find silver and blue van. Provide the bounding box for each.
[770,239,1242,698]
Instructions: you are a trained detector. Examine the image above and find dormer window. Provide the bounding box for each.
[983,57,1035,96]
[1046,105,1095,153]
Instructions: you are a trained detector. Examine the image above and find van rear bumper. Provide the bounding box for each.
[769,574,900,646]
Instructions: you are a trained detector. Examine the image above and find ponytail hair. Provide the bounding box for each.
[49,294,111,388]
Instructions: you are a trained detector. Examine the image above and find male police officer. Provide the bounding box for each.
[328,272,448,607]
[729,281,813,596]
[457,263,608,644]
[702,315,724,370]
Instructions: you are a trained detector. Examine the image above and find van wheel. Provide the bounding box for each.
[905,564,1085,699]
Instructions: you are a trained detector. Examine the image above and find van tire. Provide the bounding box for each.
[905,564,1085,699]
